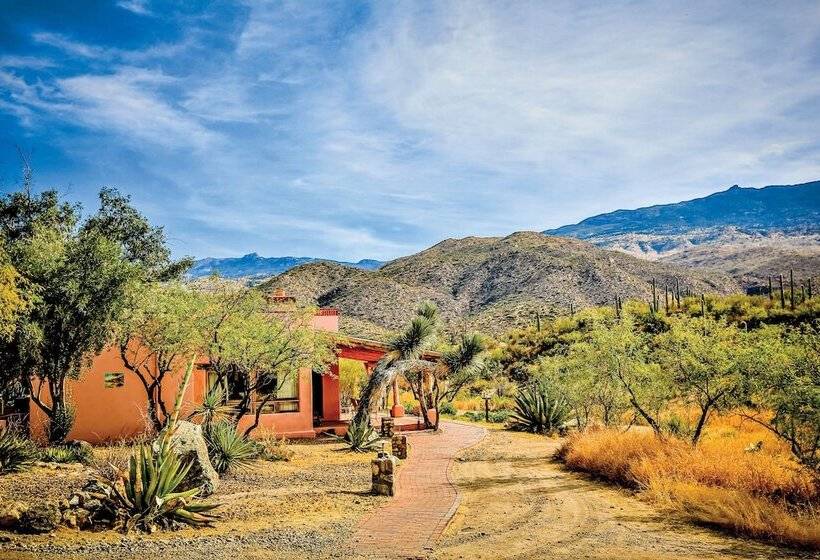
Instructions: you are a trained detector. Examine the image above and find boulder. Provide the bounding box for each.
[153,421,219,496]
[19,503,60,534]
[0,501,27,529]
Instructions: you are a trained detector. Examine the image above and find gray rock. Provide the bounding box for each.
[153,420,219,496]
[19,503,61,534]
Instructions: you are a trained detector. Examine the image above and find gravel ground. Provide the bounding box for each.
[0,439,387,560]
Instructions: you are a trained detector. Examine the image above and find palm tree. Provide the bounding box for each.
[352,303,438,426]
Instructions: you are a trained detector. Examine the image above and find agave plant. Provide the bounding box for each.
[0,428,38,474]
[189,385,232,433]
[204,421,259,474]
[335,418,382,452]
[41,445,89,464]
[508,379,569,435]
[102,357,220,532]
[115,438,219,531]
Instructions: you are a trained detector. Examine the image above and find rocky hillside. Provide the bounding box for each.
[188,253,383,282]
[544,181,820,286]
[260,232,739,338]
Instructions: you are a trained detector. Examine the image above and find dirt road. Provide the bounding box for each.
[435,427,813,560]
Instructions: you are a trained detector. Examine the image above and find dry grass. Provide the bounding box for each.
[558,425,820,550]
[452,395,515,411]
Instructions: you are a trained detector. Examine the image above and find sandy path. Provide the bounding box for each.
[435,427,813,560]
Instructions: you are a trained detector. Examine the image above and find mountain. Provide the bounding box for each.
[188,253,383,282]
[544,181,820,286]
[259,232,739,338]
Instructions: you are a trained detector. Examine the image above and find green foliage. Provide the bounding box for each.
[0,180,182,443]
[463,410,513,423]
[204,422,259,474]
[339,418,382,452]
[189,385,232,433]
[40,444,92,465]
[0,428,38,474]
[119,282,207,431]
[46,404,76,444]
[509,379,570,434]
[339,358,367,404]
[744,325,820,472]
[438,401,457,415]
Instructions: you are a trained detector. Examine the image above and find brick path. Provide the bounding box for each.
[350,421,487,559]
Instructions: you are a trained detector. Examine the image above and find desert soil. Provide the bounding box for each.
[435,427,814,560]
[0,427,814,560]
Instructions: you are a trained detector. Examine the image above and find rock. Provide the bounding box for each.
[83,499,103,512]
[62,510,78,529]
[73,508,91,529]
[19,503,61,534]
[153,420,219,496]
[0,501,27,529]
[66,439,93,459]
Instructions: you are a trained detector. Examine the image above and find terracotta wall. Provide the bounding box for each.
[28,346,208,444]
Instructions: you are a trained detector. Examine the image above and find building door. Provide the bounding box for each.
[312,371,323,425]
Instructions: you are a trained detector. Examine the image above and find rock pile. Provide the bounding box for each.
[391,434,409,459]
[371,452,398,496]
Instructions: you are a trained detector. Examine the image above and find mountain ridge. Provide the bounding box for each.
[188,253,384,281]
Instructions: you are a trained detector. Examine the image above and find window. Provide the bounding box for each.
[257,371,300,413]
[104,372,125,388]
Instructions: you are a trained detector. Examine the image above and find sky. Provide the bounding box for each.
[1,1,819,261]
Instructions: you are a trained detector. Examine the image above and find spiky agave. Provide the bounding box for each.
[205,421,259,474]
[335,418,382,452]
[508,379,569,435]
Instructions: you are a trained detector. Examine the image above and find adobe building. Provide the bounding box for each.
[14,292,430,444]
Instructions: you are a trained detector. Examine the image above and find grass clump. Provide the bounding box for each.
[558,427,820,549]
[0,428,38,474]
[254,430,294,462]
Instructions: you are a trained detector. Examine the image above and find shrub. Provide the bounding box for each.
[0,428,38,474]
[439,401,457,416]
[337,418,382,452]
[508,380,569,434]
[46,405,75,444]
[463,410,513,423]
[254,430,294,462]
[40,444,92,465]
[205,422,259,474]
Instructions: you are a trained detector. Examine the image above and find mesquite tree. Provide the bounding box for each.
[116,282,205,432]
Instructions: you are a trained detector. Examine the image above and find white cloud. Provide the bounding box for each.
[116,0,153,16]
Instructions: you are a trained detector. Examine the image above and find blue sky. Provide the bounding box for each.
[1,1,819,261]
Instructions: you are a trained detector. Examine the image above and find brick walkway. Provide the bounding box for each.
[350,421,487,559]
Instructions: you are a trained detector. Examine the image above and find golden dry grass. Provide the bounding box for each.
[558,425,820,550]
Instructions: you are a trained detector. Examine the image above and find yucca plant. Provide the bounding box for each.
[0,428,38,474]
[335,418,382,452]
[189,385,232,433]
[508,379,569,435]
[204,421,259,474]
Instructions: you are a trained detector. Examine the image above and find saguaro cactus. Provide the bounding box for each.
[779,274,786,308]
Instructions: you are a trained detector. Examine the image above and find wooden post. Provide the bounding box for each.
[789,269,795,310]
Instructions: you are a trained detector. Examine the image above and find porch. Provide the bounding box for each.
[314,411,430,437]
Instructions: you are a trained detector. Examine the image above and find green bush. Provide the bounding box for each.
[438,401,457,415]
[46,405,75,444]
[463,410,513,423]
[205,422,259,474]
[40,444,92,465]
[0,428,38,474]
[508,379,569,434]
